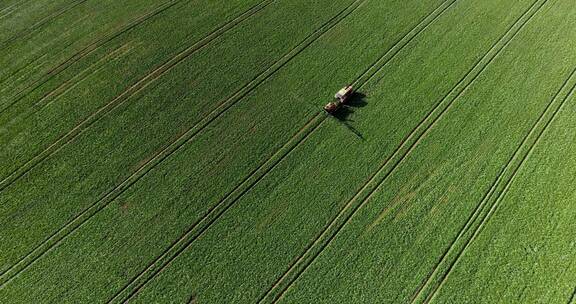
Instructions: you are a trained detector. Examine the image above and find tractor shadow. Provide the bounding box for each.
[332,92,367,140]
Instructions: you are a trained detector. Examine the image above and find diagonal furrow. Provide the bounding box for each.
[422,69,576,304]
[32,42,133,109]
[0,0,89,49]
[569,286,576,304]
[0,0,360,288]
[0,0,184,114]
[0,1,27,19]
[258,0,547,302]
[0,0,275,192]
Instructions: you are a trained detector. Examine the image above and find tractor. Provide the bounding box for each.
[324,85,354,114]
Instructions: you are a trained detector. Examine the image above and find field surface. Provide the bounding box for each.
[1,0,575,303]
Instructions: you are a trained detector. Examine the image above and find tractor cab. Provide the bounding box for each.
[335,85,353,102]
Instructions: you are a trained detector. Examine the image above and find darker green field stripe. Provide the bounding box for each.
[0,0,275,193]
[0,0,183,115]
[0,0,89,50]
[258,0,547,302]
[0,0,361,290]
[420,68,576,304]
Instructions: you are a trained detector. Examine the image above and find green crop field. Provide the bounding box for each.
[1,0,575,303]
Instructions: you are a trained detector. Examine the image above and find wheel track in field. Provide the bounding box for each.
[0,0,184,115]
[258,0,547,302]
[0,0,89,50]
[110,0,461,301]
[569,285,576,304]
[0,0,28,18]
[420,69,576,304]
[0,0,275,192]
[0,0,362,288]
[31,42,134,109]
[0,51,50,87]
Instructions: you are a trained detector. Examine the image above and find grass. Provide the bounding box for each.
[0,0,267,184]
[273,0,576,303]
[0,0,168,110]
[430,75,576,304]
[1,0,575,303]
[0,0,365,272]
[0,0,78,45]
[3,3,380,296]
[129,0,567,302]
[1,0,448,301]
